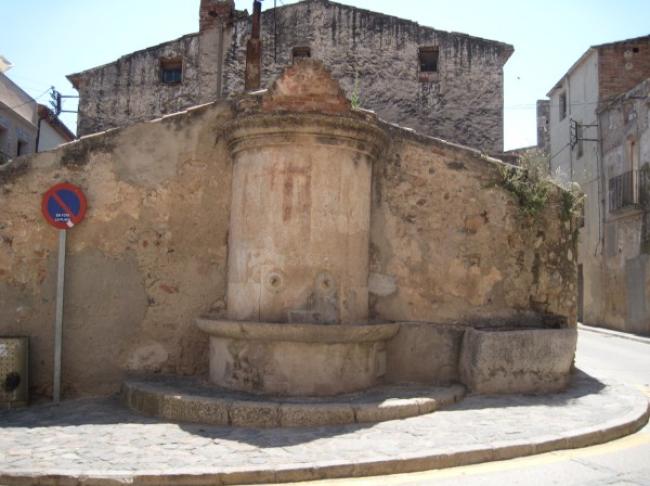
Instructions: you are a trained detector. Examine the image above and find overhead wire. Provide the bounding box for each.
[7,87,51,110]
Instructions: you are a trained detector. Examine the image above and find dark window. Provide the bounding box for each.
[419,47,439,73]
[16,139,28,157]
[292,46,311,61]
[0,126,8,160]
[633,47,639,53]
[160,58,183,85]
[559,92,567,121]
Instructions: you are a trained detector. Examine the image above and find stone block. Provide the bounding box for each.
[386,323,465,385]
[459,327,577,394]
[279,403,355,427]
[229,400,280,427]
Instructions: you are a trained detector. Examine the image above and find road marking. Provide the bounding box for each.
[265,431,650,486]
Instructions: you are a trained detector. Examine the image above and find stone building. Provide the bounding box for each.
[546,35,650,334]
[67,0,513,153]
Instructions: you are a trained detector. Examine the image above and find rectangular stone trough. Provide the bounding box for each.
[459,327,577,394]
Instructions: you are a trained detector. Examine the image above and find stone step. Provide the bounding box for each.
[122,375,465,428]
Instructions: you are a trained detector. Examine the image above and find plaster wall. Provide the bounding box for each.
[37,122,70,153]
[594,79,650,334]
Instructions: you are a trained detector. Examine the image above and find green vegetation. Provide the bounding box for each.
[498,150,554,218]
[499,150,584,221]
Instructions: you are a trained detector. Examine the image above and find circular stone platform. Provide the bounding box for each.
[0,373,647,486]
[122,375,465,427]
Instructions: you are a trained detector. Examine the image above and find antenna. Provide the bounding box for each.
[49,87,78,116]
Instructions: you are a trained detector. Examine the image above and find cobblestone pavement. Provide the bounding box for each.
[0,371,648,486]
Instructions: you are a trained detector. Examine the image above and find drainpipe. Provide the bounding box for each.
[245,1,262,91]
[35,116,43,153]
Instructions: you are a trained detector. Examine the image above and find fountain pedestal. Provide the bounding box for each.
[197,319,399,396]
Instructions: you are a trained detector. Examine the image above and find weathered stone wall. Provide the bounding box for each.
[0,85,575,399]
[594,79,650,335]
[70,0,512,153]
[71,35,200,136]
[0,102,234,398]
[224,0,512,153]
[370,130,576,325]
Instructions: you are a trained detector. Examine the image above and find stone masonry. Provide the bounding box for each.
[68,0,513,153]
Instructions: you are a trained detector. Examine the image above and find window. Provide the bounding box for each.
[16,139,28,157]
[0,126,8,161]
[160,58,183,85]
[419,47,439,73]
[292,46,311,62]
[559,92,567,121]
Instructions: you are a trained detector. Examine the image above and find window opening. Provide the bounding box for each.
[292,46,311,62]
[160,58,183,85]
[419,47,439,73]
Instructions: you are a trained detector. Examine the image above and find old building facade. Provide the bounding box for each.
[1,70,75,164]
[67,0,513,153]
[597,79,650,334]
[546,35,650,334]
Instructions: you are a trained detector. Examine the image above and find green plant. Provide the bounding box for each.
[498,150,554,218]
[560,182,585,222]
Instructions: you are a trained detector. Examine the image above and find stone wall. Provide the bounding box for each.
[369,129,576,324]
[0,86,575,399]
[0,102,234,398]
[70,0,512,153]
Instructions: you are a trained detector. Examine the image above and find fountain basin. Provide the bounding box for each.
[196,319,400,396]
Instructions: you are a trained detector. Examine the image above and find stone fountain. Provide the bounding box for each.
[122,60,576,428]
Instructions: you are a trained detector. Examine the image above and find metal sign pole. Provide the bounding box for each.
[53,229,66,403]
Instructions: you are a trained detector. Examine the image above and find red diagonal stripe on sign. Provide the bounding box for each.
[51,191,79,224]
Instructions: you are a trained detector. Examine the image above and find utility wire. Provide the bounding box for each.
[548,141,571,162]
[7,87,50,110]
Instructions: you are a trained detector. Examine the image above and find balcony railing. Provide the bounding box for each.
[609,169,647,212]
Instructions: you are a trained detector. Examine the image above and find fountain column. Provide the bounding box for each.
[225,113,386,324]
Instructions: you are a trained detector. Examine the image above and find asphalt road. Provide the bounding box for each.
[279,327,650,486]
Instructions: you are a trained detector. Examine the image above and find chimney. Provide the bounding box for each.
[200,0,234,32]
[245,1,262,91]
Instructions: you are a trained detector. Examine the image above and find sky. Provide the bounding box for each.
[1,0,649,150]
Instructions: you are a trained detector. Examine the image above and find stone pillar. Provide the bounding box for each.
[245,1,262,91]
[198,0,234,101]
[225,114,386,324]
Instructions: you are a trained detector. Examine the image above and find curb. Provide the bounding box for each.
[122,379,466,428]
[579,324,650,345]
[1,390,648,485]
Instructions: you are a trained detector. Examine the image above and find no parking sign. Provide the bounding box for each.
[41,183,87,229]
[40,182,87,404]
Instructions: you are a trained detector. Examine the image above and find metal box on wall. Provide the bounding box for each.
[0,337,29,409]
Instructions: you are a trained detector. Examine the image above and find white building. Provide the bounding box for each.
[546,35,650,333]
[0,60,74,164]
